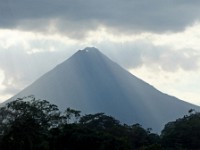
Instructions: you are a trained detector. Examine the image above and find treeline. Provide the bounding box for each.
[0,96,200,150]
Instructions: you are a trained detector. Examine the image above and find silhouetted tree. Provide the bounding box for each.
[0,96,61,150]
[79,113,120,129]
[64,107,81,123]
[161,110,200,149]
[0,96,163,150]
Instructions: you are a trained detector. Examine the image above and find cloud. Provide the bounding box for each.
[129,66,200,105]
[0,1,200,104]
[1,0,200,39]
[0,29,81,99]
[0,29,199,96]
[0,48,72,97]
[98,41,200,72]
[0,26,200,101]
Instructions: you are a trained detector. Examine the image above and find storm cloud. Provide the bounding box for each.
[1,0,200,38]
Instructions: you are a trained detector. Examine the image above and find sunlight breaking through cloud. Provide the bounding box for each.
[0,22,200,105]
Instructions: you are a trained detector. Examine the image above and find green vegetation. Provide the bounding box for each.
[161,109,200,149]
[0,96,200,150]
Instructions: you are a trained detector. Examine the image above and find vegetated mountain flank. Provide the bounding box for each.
[2,47,200,132]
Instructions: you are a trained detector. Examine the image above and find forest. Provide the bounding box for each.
[0,96,200,150]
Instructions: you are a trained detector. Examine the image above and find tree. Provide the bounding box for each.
[0,96,61,150]
[79,113,120,130]
[64,107,81,123]
[55,113,130,150]
[0,96,162,150]
[161,110,200,149]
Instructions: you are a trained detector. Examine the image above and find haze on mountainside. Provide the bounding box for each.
[2,47,200,132]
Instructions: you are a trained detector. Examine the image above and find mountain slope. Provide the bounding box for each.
[3,47,200,132]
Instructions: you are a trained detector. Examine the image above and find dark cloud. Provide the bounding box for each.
[1,0,200,38]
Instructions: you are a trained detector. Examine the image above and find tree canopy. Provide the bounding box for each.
[161,110,200,149]
[0,96,200,150]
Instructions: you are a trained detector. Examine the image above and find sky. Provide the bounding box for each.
[0,0,200,105]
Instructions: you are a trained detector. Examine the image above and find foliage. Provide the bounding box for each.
[161,110,200,149]
[79,113,120,129]
[0,96,61,150]
[64,107,81,123]
[1,96,200,149]
[51,124,130,150]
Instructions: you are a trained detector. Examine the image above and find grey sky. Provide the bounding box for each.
[0,0,200,105]
[1,0,200,38]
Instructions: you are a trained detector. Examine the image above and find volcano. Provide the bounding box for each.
[3,47,200,132]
